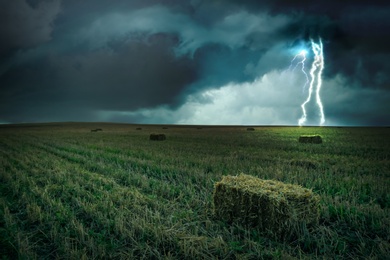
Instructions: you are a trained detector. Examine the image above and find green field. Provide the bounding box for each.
[0,123,389,259]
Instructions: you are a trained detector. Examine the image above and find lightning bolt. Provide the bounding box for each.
[298,38,325,126]
[289,50,310,93]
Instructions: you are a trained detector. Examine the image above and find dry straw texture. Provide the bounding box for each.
[150,133,166,141]
[213,174,320,239]
[298,135,322,144]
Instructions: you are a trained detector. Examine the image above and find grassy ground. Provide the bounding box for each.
[0,123,389,259]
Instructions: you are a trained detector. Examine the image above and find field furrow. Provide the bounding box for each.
[0,142,190,258]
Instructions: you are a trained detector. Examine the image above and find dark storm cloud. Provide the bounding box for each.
[0,0,61,58]
[0,1,201,123]
[0,0,289,123]
[0,32,197,122]
[0,0,389,125]
[58,33,197,111]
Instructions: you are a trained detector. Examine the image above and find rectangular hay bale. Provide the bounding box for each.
[150,133,166,141]
[213,174,320,239]
[299,135,322,144]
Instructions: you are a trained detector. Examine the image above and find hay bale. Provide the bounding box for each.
[95,128,103,131]
[136,127,142,130]
[90,129,98,132]
[246,127,255,131]
[150,133,166,141]
[298,135,322,144]
[213,174,320,239]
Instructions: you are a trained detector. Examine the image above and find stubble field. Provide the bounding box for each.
[0,123,389,259]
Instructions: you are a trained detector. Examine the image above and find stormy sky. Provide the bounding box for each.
[1,0,389,126]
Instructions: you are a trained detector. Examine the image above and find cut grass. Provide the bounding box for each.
[0,123,389,259]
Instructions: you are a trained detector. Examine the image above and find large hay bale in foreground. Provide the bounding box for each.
[150,133,166,141]
[213,174,320,239]
[299,135,322,144]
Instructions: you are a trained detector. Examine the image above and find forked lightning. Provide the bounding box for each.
[293,39,325,126]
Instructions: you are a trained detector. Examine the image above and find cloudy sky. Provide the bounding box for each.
[1,0,389,126]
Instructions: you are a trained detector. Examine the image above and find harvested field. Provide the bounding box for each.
[0,123,389,259]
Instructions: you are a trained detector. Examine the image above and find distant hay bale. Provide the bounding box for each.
[136,127,142,130]
[90,129,98,132]
[162,127,168,129]
[246,127,255,131]
[150,133,166,141]
[298,135,322,144]
[213,174,320,239]
[95,128,103,131]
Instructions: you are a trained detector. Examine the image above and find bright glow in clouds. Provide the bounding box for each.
[100,68,307,125]
[296,39,325,126]
[99,71,390,126]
